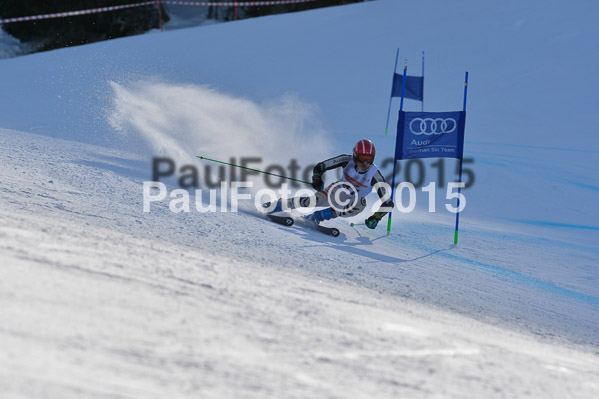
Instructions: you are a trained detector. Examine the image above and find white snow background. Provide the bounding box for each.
[1,0,599,397]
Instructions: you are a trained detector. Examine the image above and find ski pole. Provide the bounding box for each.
[196,155,311,185]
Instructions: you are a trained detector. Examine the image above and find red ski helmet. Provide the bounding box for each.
[353,139,375,165]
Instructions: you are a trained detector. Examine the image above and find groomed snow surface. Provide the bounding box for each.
[0,129,598,398]
[1,0,599,397]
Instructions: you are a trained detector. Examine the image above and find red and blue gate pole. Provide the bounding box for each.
[155,0,164,31]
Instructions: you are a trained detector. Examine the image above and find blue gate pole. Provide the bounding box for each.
[384,48,400,135]
[387,62,408,236]
[421,51,425,112]
[454,71,469,245]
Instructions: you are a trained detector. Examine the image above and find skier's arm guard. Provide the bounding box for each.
[313,154,351,175]
[312,155,351,190]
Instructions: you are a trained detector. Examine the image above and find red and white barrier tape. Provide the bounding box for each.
[161,0,322,6]
[1,0,328,24]
[0,2,156,24]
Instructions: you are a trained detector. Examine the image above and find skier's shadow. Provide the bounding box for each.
[331,239,450,264]
[300,227,452,264]
[239,208,448,263]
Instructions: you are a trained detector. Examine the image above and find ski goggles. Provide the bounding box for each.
[355,154,374,164]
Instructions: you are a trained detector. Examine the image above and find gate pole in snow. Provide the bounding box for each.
[384,48,400,136]
[387,61,408,236]
[454,71,469,245]
[421,51,425,112]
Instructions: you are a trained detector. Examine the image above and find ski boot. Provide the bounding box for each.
[264,196,311,214]
[268,198,284,213]
[304,208,335,224]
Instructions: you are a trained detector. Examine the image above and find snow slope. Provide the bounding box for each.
[2,128,598,398]
[1,0,599,397]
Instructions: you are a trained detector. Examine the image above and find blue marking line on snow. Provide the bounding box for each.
[553,178,599,193]
[439,252,599,306]
[511,219,599,231]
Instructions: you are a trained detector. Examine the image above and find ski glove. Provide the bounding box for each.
[311,173,324,191]
[365,213,382,229]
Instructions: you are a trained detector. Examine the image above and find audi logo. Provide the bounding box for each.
[409,118,457,135]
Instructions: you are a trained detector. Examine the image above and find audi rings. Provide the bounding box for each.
[409,118,457,135]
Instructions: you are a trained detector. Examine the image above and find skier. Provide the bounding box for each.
[268,139,394,229]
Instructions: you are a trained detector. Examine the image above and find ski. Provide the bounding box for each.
[268,214,340,237]
[301,217,341,237]
[264,201,339,237]
[315,224,340,237]
[267,214,294,226]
